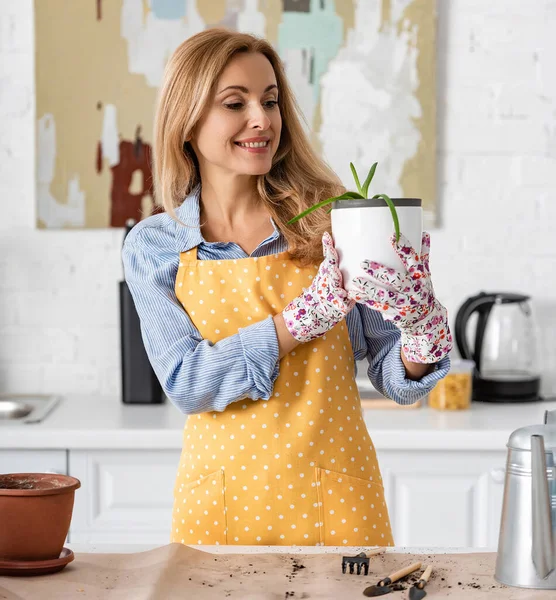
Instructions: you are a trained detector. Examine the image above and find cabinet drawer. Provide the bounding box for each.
[0,449,67,475]
[69,450,181,544]
[378,449,506,549]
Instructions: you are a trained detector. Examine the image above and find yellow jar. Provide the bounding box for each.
[428,359,474,410]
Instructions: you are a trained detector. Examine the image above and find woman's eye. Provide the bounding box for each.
[223,100,278,111]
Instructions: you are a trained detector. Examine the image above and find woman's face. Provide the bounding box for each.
[190,52,282,179]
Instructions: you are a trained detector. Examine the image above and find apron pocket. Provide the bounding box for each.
[315,467,393,546]
[174,469,227,545]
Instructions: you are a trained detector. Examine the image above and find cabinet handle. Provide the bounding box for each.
[490,468,506,483]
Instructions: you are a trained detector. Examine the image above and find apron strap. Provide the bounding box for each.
[179,245,199,263]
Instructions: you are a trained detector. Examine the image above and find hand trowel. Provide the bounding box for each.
[363,561,421,596]
[409,565,433,600]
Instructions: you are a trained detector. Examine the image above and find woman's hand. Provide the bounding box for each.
[282,232,354,343]
[348,232,452,364]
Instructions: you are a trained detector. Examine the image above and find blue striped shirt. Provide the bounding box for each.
[122,187,449,414]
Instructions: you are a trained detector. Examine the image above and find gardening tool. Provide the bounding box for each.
[362,561,422,596]
[409,565,433,600]
[341,548,384,575]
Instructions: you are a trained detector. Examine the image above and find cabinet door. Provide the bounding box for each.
[69,450,181,544]
[377,450,506,549]
[485,462,506,548]
[0,450,67,475]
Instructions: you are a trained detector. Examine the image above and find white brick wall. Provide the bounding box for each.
[0,0,555,398]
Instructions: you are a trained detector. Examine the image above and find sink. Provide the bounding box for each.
[0,395,61,424]
[0,400,34,419]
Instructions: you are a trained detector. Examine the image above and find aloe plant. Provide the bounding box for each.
[286,161,400,242]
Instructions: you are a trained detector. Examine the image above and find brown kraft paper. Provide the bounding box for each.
[1,544,554,599]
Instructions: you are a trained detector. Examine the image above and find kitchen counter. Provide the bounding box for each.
[0,394,554,450]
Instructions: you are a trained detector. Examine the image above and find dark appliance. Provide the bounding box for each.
[120,219,164,404]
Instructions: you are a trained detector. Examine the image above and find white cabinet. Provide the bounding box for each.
[69,450,181,544]
[0,447,507,548]
[68,448,506,548]
[377,449,506,548]
[0,449,67,475]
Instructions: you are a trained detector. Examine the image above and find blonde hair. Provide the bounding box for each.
[153,28,344,265]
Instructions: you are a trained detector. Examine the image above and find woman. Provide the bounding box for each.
[122,28,451,547]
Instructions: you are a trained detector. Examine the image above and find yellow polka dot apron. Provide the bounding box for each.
[171,247,394,546]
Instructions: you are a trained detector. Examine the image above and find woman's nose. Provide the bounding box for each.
[248,103,272,130]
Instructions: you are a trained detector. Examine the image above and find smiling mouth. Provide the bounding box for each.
[234,140,270,148]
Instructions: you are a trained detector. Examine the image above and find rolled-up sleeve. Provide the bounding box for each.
[356,304,450,405]
[122,229,280,415]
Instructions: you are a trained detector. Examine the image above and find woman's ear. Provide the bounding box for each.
[185,124,196,143]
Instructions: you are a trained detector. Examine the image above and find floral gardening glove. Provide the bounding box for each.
[282,232,355,343]
[348,232,453,364]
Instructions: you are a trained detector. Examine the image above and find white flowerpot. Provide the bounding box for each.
[330,198,423,292]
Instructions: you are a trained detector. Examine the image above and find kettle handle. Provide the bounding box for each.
[454,293,498,371]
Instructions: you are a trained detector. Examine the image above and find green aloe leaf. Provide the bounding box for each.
[325,191,365,213]
[286,191,364,224]
[350,162,363,196]
[337,191,365,200]
[285,161,401,240]
[361,162,378,198]
[372,193,400,242]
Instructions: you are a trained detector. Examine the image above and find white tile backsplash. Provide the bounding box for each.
[0,0,555,398]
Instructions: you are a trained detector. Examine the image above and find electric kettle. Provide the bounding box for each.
[495,409,556,589]
[455,292,541,402]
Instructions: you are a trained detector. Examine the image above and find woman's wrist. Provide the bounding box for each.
[274,313,301,359]
[400,349,435,380]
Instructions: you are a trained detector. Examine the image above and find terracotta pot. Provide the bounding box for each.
[0,473,81,561]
